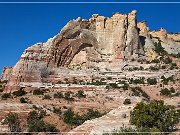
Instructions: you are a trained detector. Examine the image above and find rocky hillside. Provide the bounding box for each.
[0,10,180,134]
[2,10,180,92]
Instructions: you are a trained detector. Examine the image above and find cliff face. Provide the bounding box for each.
[5,10,146,91]
[1,67,13,82]
[4,10,180,91]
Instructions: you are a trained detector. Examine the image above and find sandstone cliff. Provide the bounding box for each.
[0,67,12,82]
[5,10,147,91]
[3,10,180,91]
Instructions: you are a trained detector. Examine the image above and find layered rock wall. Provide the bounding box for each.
[5,10,146,91]
[1,67,13,82]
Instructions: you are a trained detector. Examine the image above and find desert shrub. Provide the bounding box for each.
[33,89,44,95]
[170,87,175,93]
[64,91,74,101]
[63,108,105,126]
[121,83,129,90]
[1,93,11,99]
[27,109,57,132]
[27,110,46,123]
[3,112,21,132]
[63,108,75,125]
[131,87,150,99]
[107,77,112,80]
[12,89,27,97]
[123,98,131,105]
[161,75,174,85]
[151,59,160,63]
[130,100,180,132]
[28,119,58,132]
[53,107,62,116]
[160,88,171,96]
[0,85,3,92]
[170,63,178,70]
[83,109,104,121]
[91,80,106,86]
[109,83,119,89]
[160,87,178,97]
[162,56,172,64]
[131,87,141,96]
[76,90,86,98]
[147,78,157,85]
[129,77,145,84]
[161,65,167,69]
[72,77,78,84]
[154,41,167,56]
[43,94,51,100]
[54,92,64,99]
[105,85,110,90]
[133,67,139,70]
[20,97,28,103]
[1,80,8,84]
[0,89,3,92]
[149,66,159,71]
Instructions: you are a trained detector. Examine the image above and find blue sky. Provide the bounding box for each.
[0,2,180,74]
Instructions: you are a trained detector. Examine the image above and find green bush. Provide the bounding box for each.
[161,75,174,85]
[1,93,11,100]
[123,98,131,105]
[63,108,75,125]
[147,78,157,85]
[0,88,3,92]
[27,110,58,132]
[170,63,178,70]
[131,87,141,96]
[53,107,62,116]
[154,41,167,56]
[91,80,106,86]
[170,87,175,93]
[54,92,64,99]
[121,83,129,90]
[109,83,119,89]
[130,100,180,132]
[160,88,171,96]
[20,97,28,103]
[3,112,21,132]
[76,90,86,98]
[12,89,27,97]
[105,85,110,90]
[107,77,112,80]
[162,56,172,64]
[63,108,105,126]
[64,91,74,101]
[131,87,150,99]
[1,80,8,84]
[83,109,104,121]
[149,66,159,71]
[28,119,58,132]
[129,77,145,84]
[151,59,160,63]
[33,89,44,95]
